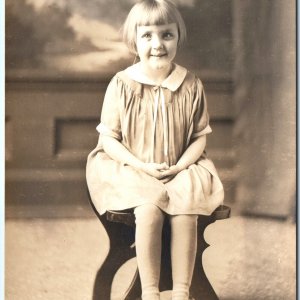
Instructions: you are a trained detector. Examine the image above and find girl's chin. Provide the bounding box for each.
[151,61,171,70]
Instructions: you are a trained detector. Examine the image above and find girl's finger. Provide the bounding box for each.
[160,169,174,177]
[156,164,169,171]
[160,175,175,183]
[161,177,171,183]
[161,162,169,169]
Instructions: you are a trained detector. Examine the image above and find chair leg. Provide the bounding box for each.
[92,244,136,300]
[189,253,219,300]
[91,213,136,300]
[189,218,219,300]
[124,269,142,300]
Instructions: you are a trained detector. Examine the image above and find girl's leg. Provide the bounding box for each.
[134,204,165,300]
[169,215,198,300]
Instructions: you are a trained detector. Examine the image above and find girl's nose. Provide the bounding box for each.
[152,35,163,49]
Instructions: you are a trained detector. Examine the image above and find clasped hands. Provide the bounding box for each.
[140,162,183,183]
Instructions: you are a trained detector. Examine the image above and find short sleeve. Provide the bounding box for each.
[96,76,122,140]
[190,79,212,139]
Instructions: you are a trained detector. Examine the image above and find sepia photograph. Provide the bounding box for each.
[5,0,296,299]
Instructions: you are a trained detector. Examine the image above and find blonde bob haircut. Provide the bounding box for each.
[122,0,187,54]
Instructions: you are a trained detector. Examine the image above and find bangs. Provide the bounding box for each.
[135,4,175,26]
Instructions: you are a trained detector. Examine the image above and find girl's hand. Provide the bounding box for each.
[160,165,183,183]
[140,162,169,179]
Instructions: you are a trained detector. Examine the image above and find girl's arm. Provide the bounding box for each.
[176,135,206,170]
[160,135,206,182]
[102,135,169,179]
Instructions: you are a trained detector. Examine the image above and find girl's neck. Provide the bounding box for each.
[139,62,174,86]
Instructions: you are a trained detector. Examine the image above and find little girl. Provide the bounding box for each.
[86,0,224,299]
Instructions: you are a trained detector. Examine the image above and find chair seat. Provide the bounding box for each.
[107,205,231,226]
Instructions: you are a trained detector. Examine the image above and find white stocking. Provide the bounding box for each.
[134,204,165,300]
[170,215,198,300]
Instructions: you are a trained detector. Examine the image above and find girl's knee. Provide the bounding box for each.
[134,204,164,225]
[170,214,198,227]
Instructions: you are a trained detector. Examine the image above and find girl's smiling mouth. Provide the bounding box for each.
[151,53,167,57]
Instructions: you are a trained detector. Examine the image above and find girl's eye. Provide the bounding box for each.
[142,33,152,39]
[163,32,174,40]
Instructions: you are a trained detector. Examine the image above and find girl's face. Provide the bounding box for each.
[136,23,179,73]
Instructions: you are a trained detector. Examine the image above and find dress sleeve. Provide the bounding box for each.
[190,79,212,139]
[96,76,122,141]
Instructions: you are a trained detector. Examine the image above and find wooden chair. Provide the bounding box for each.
[88,197,230,300]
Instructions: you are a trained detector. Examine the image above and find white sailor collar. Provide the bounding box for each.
[125,63,187,92]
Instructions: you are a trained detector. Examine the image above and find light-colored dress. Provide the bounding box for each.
[86,63,224,216]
